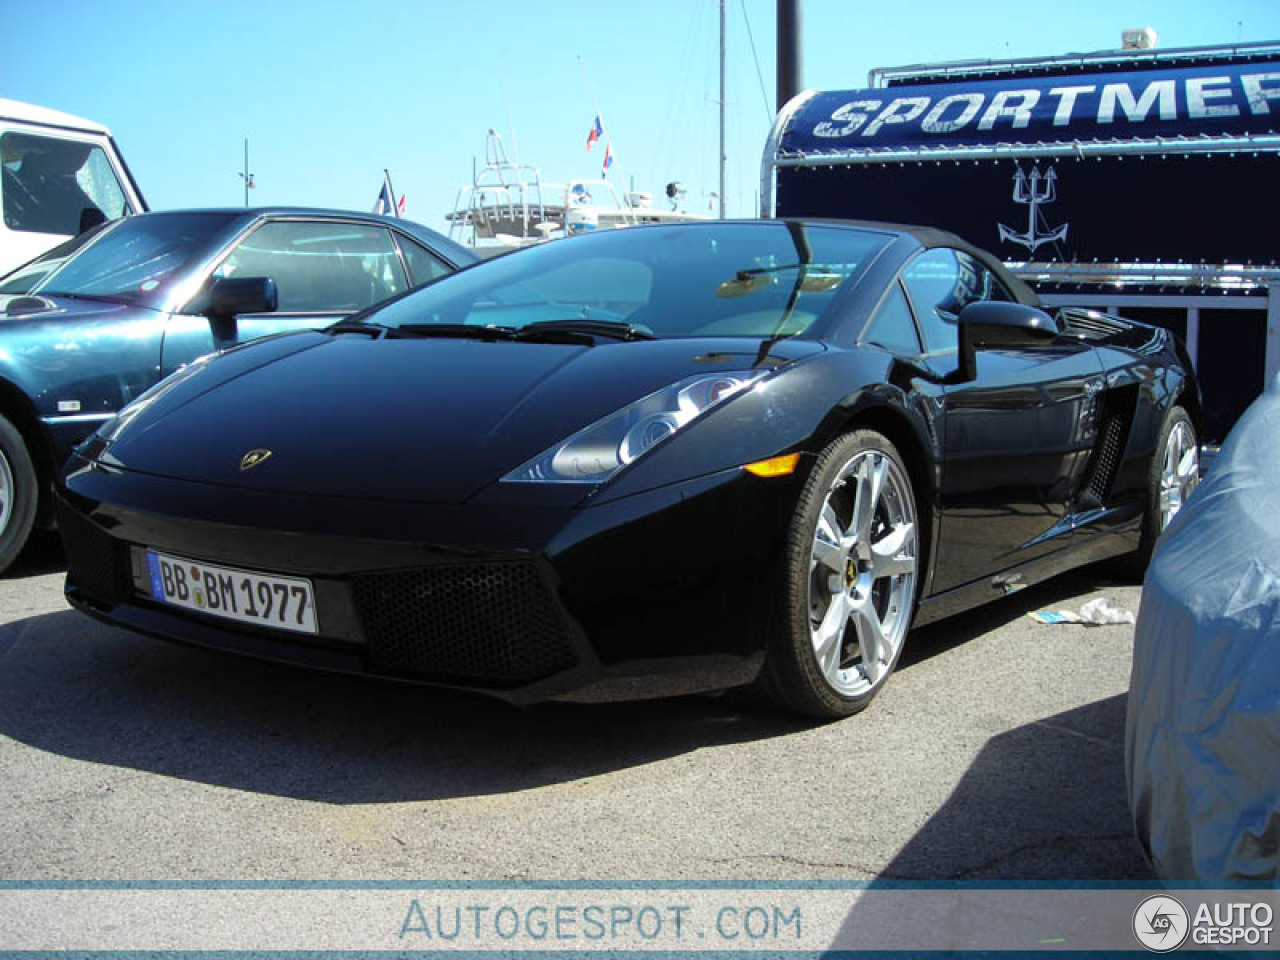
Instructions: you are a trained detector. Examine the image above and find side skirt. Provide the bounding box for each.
[911,516,1141,629]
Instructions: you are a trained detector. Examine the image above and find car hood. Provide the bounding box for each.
[100,331,822,503]
[0,293,136,323]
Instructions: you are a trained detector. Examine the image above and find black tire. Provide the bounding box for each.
[758,429,920,720]
[1102,404,1199,583]
[0,414,38,575]
[1137,405,1198,566]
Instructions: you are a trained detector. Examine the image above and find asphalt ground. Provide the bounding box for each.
[0,529,1151,881]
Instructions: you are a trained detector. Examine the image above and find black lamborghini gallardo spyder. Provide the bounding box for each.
[58,220,1200,719]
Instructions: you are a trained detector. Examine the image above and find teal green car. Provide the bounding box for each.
[0,207,475,571]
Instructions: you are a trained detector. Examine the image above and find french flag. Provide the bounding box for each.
[602,141,614,175]
[372,182,396,216]
[586,116,603,150]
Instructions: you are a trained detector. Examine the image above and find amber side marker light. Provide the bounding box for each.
[744,453,800,477]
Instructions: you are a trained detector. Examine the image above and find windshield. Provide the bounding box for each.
[0,226,107,295]
[28,211,240,306]
[365,222,891,339]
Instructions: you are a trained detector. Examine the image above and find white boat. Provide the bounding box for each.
[446,130,704,249]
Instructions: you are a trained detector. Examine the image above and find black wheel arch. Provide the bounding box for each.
[1165,335,1204,437]
[802,392,939,600]
[1175,382,1204,440]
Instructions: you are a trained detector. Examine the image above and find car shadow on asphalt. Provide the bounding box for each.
[854,569,1152,882]
[0,566,1139,809]
[871,692,1152,881]
[0,608,811,804]
[821,693,1152,951]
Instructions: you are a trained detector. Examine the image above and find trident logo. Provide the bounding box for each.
[997,164,1069,254]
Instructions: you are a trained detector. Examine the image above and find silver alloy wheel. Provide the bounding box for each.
[807,448,917,697]
[0,446,12,537]
[1159,420,1199,531]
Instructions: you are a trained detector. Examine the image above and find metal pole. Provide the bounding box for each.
[383,169,398,218]
[777,0,802,112]
[1267,282,1280,387]
[719,0,726,219]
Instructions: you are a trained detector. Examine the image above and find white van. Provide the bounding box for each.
[0,98,147,277]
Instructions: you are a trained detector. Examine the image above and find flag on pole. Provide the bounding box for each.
[372,182,395,216]
[602,141,614,176]
[585,116,603,151]
[373,170,400,217]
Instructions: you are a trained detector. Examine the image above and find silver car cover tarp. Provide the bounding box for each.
[1127,375,1280,884]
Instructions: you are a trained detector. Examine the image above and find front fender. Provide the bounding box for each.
[591,347,941,506]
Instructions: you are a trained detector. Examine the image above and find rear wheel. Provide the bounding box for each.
[1135,405,1198,569]
[1155,407,1198,534]
[760,429,919,720]
[0,414,38,575]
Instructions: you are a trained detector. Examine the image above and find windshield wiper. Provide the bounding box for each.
[393,323,517,341]
[36,291,120,303]
[517,319,656,342]
[327,319,392,338]
[370,319,654,346]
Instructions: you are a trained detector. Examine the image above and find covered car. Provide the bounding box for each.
[58,220,1199,718]
[1127,375,1280,883]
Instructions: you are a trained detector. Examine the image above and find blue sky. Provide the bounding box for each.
[4,0,1278,235]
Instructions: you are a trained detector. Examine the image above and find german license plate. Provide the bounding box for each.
[145,550,318,635]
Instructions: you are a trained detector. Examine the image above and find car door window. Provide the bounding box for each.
[397,234,452,286]
[213,221,409,313]
[862,281,922,355]
[902,248,1013,354]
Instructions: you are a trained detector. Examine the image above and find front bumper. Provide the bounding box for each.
[58,458,806,704]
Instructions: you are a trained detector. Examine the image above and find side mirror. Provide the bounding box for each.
[956,301,1058,381]
[78,207,107,235]
[206,276,278,318]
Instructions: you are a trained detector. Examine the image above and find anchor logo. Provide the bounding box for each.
[997,164,1069,254]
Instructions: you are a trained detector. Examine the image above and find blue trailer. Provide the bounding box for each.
[762,39,1280,442]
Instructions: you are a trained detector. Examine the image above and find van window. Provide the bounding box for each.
[1,132,129,236]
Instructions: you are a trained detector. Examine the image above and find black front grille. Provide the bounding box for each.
[56,498,130,607]
[351,561,577,686]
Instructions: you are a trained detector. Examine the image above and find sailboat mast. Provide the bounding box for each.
[719,0,726,219]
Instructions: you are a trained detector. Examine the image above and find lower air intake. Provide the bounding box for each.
[56,499,130,608]
[351,561,576,686]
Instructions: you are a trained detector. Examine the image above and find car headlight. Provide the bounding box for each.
[503,371,766,484]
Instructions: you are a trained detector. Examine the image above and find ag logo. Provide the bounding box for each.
[1133,894,1190,952]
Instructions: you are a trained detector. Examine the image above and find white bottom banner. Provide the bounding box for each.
[0,885,1275,953]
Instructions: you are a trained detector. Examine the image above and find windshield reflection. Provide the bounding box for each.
[28,211,240,307]
[366,223,891,340]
